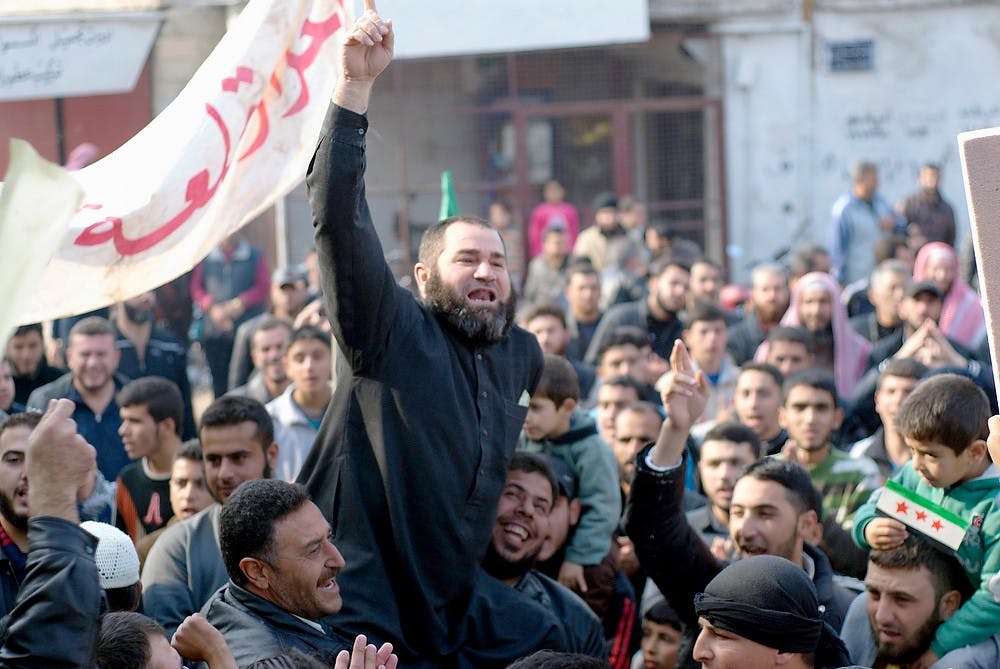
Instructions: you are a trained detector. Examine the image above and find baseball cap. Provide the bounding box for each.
[271,264,308,288]
[81,521,140,589]
[905,280,942,300]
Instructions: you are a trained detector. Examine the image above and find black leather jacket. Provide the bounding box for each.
[0,517,102,668]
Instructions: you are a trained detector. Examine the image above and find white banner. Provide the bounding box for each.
[0,0,347,326]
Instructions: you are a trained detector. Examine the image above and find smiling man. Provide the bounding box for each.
[482,452,606,659]
[203,479,354,666]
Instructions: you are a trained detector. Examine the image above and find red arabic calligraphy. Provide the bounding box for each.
[75,103,232,256]
[74,2,343,257]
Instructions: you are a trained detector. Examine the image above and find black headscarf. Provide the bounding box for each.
[694,555,851,669]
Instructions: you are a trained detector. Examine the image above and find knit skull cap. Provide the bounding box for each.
[81,521,140,589]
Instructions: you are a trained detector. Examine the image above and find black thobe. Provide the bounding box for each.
[300,105,558,668]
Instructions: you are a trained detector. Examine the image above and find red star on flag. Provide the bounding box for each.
[916,511,927,521]
[932,520,943,531]
[896,502,909,514]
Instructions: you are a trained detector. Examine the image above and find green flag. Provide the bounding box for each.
[439,170,458,220]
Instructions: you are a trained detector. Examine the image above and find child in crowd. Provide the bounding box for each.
[518,354,621,595]
[632,599,683,669]
[853,373,1000,665]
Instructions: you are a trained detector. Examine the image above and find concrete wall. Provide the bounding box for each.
[717,1,999,279]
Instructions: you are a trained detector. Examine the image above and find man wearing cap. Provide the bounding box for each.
[573,193,640,274]
[228,264,311,392]
[81,521,142,612]
[692,555,856,669]
[866,279,982,374]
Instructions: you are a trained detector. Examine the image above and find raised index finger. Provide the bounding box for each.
[669,339,693,375]
[364,0,377,13]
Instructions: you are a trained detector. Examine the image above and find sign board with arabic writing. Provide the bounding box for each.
[356,0,650,59]
[0,14,161,102]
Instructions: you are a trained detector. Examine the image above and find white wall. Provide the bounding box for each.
[719,3,1000,280]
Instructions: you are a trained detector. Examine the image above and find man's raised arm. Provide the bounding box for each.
[306,1,396,370]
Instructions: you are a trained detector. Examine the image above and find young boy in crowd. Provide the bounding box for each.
[634,599,683,669]
[518,354,621,595]
[853,373,1000,666]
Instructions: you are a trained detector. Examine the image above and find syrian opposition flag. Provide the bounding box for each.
[0,0,348,341]
[876,480,969,552]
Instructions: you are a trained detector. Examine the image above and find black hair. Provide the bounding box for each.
[685,303,728,329]
[645,597,684,631]
[96,612,167,669]
[418,216,498,267]
[766,326,814,352]
[870,535,974,603]
[895,373,990,455]
[877,358,929,390]
[739,362,784,389]
[506,651,608,669]
[597,326,650,364]
[740,458,823,521]
[199,395,274,455]
[11,323,42,338]
[289,325,331,351]
[219,479,311,587]
[507,452,559,505]
[782,369,838,407]
[703,421,762,459]
[117,376,184,437]
[534,354,580,406]
[600,375,645,398]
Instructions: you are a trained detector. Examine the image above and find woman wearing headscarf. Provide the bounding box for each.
[913,242,986,349]
[756,271,871,398]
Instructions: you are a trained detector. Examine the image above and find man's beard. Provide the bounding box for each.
[482,539,539,582]
[0,493,28,533]
[424,271,516,346]
[872,610,940,667]
[124,302,154,325]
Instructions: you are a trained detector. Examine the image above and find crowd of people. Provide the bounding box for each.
[2,3,1000,669]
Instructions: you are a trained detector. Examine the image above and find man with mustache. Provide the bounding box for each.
[299,3,553,667]
[482,453,605,658]
[201,479,391,667]
[841,536,1000,669]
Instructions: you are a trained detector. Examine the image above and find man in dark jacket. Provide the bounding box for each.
[624,341,855,669]
[203,479,355,666]
[5,324,63,407]
[482,453,605,659]
[27,316,130,481]
[298,7,552,668]
[584,258,689,365]
[0,398,103,668]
